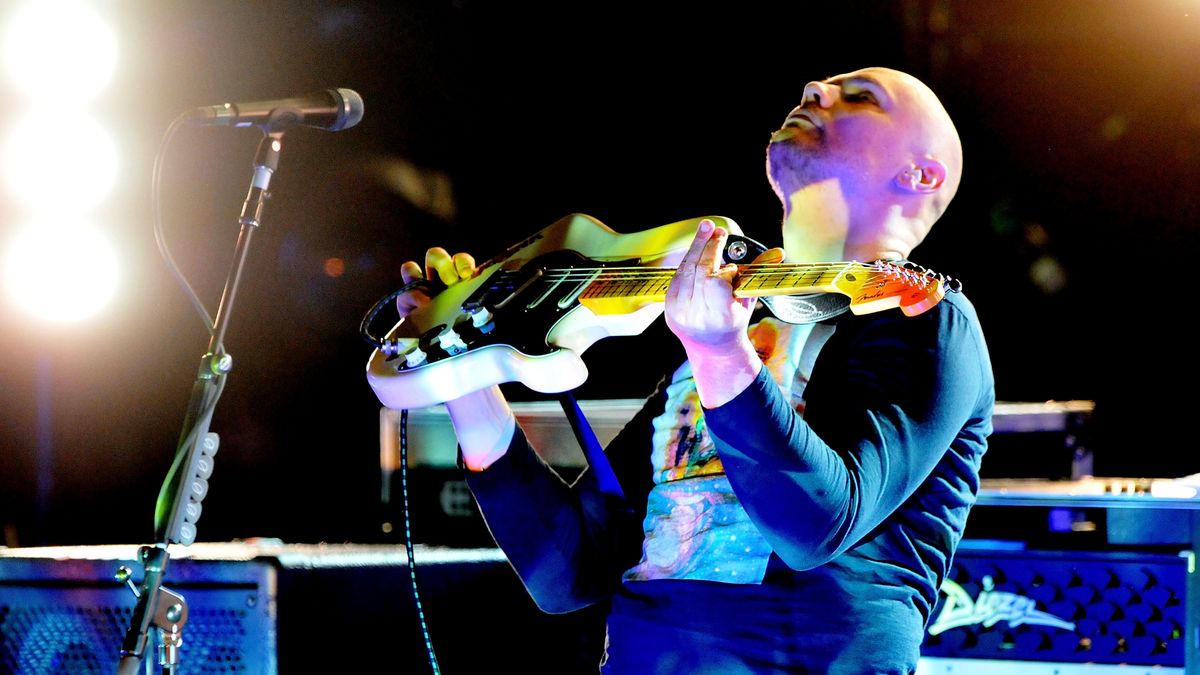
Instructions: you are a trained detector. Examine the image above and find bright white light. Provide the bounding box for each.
[3,0,117,102]
[4,223,120,322]
[3,111,119,211]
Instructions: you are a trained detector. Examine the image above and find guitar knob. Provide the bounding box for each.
[404,345,428,367]
[466,305,494,329]
[437,327,468,355]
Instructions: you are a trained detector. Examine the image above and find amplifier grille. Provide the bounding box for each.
[0,559,276,675]
[922,548,1189,666]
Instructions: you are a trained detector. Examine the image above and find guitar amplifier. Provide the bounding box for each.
[920,544,1193,673]
[0,542,606,674]
[0,546,276,673]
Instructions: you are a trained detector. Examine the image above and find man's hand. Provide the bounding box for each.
[396,245,514,470]
[665,219,784,408]
[396,247,476,317]
[665,219,758,351]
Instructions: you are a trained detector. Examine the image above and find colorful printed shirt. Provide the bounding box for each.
[624,318,831,584]
[466,291,994,673]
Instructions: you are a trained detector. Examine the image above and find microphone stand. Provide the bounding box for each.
[116,131,285,675]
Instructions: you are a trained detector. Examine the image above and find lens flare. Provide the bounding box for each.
[3,111,119,211]
[3,0,118,102]
[4,223,120,322]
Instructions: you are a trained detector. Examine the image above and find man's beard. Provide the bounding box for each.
[766,139,832,197]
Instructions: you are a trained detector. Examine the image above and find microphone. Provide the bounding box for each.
[188,88,364,132]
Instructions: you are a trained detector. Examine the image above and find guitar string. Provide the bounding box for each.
[486,262,927,281]
[492,264,921,282]
[495,266,886,282]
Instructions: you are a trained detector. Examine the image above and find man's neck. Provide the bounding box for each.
[780,181,850,263]
[779,181,920,263]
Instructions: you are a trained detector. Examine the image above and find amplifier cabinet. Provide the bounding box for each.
[0,550,276,673]
[921,545,1194,673]
[0,543,607,674]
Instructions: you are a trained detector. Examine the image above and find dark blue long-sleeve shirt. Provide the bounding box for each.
[466,290,994,673]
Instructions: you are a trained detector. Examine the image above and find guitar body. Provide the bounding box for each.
[366,214,743,410]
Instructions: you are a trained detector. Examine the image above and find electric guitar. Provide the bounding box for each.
[365,214,952,410]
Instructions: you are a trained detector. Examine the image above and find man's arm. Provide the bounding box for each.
[703,299,992,570]
[396,248,519,470]
[397,246,653,612]
[447,386,516,470]
[463,381,665,613]
[663,221,992,570]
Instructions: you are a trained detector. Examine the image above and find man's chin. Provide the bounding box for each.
[767,141,822,186]
[767,128,827,172]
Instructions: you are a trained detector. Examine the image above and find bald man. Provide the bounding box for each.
[403,67,994,674]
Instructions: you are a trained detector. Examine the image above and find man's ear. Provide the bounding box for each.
[894,158,947,193]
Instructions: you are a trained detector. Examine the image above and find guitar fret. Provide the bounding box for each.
[585,271,674,300]
[585,264,868,300]
[730,264,857,295]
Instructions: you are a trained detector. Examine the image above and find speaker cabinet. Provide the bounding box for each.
[0,548,275,673]
[0,543,606,674]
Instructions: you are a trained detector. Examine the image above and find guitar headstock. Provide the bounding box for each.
[840,260,960,317]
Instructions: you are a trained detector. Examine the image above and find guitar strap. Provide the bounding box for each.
[557,393,626,501]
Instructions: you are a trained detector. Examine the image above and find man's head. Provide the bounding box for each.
[766,67,962,249]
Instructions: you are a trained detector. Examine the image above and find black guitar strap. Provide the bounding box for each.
[557,393,626,501]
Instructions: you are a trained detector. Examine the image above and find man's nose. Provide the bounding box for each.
[801,81,837,108]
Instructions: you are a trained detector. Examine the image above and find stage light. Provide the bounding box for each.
[0,1,122,324]
[2,0,117,102]
[2,111,119,212]
[3,223,120,323]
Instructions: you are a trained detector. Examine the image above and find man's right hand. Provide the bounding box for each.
[396,246,515,471]
[395,247,477,318]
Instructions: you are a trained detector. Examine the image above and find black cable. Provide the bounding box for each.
[152,112,218,341]
[399,409,442,674]
[359,279,432,352]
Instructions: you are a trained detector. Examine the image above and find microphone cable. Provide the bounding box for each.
[152,111,218,342]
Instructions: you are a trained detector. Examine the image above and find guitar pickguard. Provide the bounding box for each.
[387,249,636,369]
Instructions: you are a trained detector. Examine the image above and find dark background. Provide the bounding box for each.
[1,0,1197,547]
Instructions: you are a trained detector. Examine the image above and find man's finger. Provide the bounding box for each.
[401,261,423,284]
[698,226,729,277]
[670,221,710,304]
[452,252,476,280]
[679,219,717,270]
[425,247,457,285]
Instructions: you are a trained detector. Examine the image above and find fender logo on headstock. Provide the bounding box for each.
[856,290,888,302]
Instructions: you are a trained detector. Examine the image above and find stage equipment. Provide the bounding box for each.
[112,94,362,674]
[920,477,1200,674]
[187,88,364,133]
[0,542,606,674]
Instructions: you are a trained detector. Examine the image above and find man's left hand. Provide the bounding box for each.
[665,219,784,407]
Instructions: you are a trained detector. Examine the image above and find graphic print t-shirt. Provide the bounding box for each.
[623,318,832,583]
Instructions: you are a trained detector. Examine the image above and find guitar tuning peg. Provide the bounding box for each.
[946,277,963,293]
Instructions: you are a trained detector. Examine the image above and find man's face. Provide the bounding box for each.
[766,67,940,199]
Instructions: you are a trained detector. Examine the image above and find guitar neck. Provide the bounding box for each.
[578,262,872,314]
[731,262,866,298]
